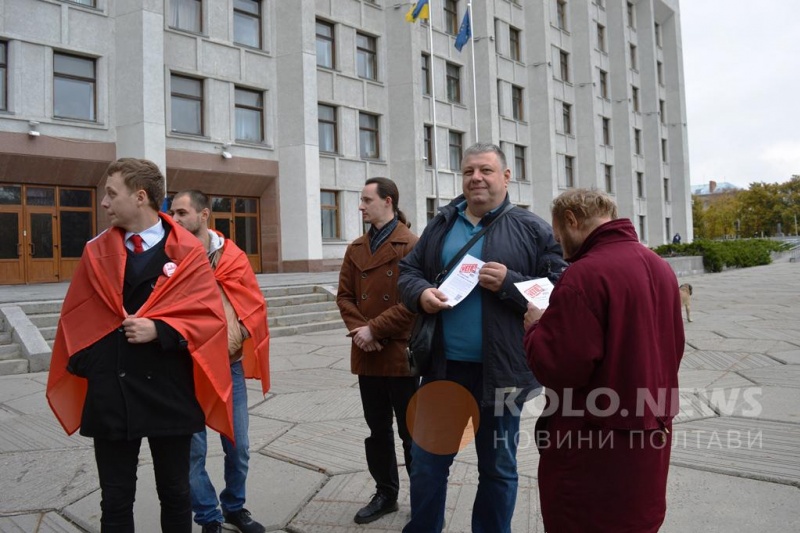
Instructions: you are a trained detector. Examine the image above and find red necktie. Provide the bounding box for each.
[129,234,144,254]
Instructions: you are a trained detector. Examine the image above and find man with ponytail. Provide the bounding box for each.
[337,177,419,525]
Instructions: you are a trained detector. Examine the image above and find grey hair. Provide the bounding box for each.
[461,142,507,171]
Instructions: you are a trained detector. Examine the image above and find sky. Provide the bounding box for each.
[679,1,800,189]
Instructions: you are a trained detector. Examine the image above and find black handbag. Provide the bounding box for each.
[406,203,514,376]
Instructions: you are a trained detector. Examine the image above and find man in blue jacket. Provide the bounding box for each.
[398,143,566,532]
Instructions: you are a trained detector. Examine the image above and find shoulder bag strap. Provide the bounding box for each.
[434,203,515,284]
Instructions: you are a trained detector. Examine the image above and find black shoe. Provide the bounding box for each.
[222,508,266,533]
[201,522,222,533]
[354,493,399,525]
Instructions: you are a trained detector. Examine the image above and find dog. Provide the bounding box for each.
[679,283,693,322]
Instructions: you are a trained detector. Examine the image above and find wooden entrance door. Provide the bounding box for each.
[0,207,25,284]
[24,209,59,283]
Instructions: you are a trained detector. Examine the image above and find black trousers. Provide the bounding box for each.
[358,375,419,500]
[94,435,193,533]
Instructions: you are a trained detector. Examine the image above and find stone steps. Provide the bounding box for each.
[13,285,343,366]
[0,316,28,376]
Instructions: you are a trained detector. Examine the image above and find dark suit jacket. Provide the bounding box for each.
[68,224,205,440]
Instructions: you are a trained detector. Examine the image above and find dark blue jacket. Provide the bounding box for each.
[398,195,567,407]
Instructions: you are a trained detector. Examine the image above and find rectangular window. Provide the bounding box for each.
[597,24,606,52]
[599,69,608,98]
[512,85,524,121]
[356,32,377,81]
[629,43,637,70]
[171,74,203,134]
[557,0,567,31]
[170,0,202,33]
[627,1,635,28]
[234,0,261,48]
[318,104,337,153]
[639,215,646,241]
[604,164,613,192]
[65,0,96,5]
[427,198,436,222]
[665,217,671,238]
[444,0,458,35]
[359,112,380,159]
[421,53,431,96]
[657,60,664,85]
[497,79,503,115]
[424,124,434,167]
[661,138,668,162]
[446,62,461,103]
[562,103,572,134]
[632,85,640,112]
[636,172,644,198]
[320,190,339,240]
[659,99,666,123]
[235,87,263,142]
[448,130,463,171]
[316,20,335,69]
[663,178,670,201]
[565,155,574,187]
[0,41,6,111]
[655,23,662,47]
[634,128,642,155]
[602,116,610,145]
[54,53,96,121]
[560,50,570,82]
[514,145,527,181]
[509,27,521,61]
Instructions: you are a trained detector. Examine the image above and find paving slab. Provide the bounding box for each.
[671,417,800,486]
[268,353,341,372]
[674,391,718,423]
[678,368,756,391]
[288,467,544,533]
[680,350,783,371]
[0,512,84,532]
[686,338,797,354]
[250,388,363,423]
[769,350,800,365]
[0,375,45,403]
[63,452,326,533]
[2,388,52,414]
[0,449,98,514]
[738,364,800,388]
[264,418,402,475]
[697,385,800,424]
[268,368,357,394]
[662,465,800,532]
[0,414,91,453]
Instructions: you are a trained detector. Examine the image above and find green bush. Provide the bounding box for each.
[652,239,790,272]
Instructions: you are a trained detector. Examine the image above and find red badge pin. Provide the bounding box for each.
[163,262,177,277]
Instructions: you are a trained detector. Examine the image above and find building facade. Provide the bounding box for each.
[0,0,690,284]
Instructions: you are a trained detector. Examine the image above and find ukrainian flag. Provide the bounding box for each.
[406,0,430,23]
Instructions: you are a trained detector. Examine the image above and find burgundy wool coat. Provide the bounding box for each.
[524,218,685,533]
[337,222,418,376]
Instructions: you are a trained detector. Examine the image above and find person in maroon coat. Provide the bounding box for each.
[523,188,684,532]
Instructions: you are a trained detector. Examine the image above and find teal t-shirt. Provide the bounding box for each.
[440,202,485,362]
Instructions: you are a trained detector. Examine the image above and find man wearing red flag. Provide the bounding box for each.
[46,158,231,533]
[170,190,270,533]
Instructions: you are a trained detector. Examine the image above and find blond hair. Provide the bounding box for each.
[551,188,618,224]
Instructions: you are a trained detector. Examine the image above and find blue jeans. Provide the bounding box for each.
[403,361,521,533]
[190,360,250,525]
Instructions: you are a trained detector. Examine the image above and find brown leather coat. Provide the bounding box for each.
[337,223,418,376]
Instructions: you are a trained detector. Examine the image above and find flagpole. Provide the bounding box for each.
[427,2,441,206]
[468,1,479,141]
